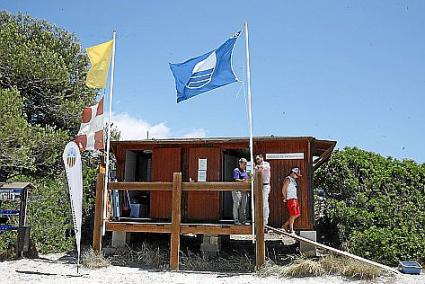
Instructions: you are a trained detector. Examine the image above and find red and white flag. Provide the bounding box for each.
[75,97,104,151]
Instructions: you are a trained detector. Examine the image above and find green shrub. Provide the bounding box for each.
[0,231,16,259]
[25,177,75,253]
[350,227,425,266]
[314,147,425,266]
[0,164,98,255]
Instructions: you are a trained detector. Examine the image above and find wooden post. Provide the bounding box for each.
[170,172,182,270]
[17,185,30,258]
[93,164,106,252]
[255,171,265,269]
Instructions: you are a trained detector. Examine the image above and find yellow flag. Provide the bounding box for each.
[85,40,113,88]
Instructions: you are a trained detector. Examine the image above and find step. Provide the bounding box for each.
[230,231,297,245]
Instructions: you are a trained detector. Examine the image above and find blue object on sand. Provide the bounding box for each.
[399,261,422,275]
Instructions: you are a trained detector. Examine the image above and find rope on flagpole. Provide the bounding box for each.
[234,80,245,99]
[240,81,250,128]
[235,81,251,129]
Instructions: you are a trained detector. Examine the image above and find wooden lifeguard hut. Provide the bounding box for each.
[92,136,336,269]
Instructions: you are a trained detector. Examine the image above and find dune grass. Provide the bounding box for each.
[105,242,254,272]
[260,255,382,280]
[180,249,254,272]
[81,248,110,269]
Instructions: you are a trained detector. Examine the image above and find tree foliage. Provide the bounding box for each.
[0,11,97,181]
[0,12,95,129]
[0,89,34,178]
[314,147,425,265]
[0,88,69,181]
[0,11,100,255]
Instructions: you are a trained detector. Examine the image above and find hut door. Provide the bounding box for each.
[150,147,181,220]
[187,147,220,221]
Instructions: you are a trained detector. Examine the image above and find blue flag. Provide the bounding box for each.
[170,32,240,103]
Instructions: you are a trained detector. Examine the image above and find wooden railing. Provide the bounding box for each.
[93,169,265,270]
[107,181,251,191]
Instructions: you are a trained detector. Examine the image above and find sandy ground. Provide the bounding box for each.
[1,254,424,284]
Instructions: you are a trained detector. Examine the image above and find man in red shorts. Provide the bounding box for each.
[281,167,302,234]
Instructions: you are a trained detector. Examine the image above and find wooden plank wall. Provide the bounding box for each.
[254,140,312,229]
[186,147,221,221]
[150,147,181,219]
[113,139,314,229]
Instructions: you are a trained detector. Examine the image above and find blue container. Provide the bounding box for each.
[130,204,141,218]
[399,261,422,275]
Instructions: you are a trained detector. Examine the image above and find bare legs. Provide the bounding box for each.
[282,215,299,233]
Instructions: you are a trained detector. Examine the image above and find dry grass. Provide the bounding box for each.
[101,239,381,279]
[108,242,169,269]
[319,255,342,274]
[0,248,16,261]
[337,257,381,280]
[259,259,321,278]
[106,243,254,272]
[283,259,325,277]
[259,255,382,280]
[81,248,110,269]
[180,249,254,272]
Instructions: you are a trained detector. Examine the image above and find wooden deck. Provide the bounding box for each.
[93,169,265,270]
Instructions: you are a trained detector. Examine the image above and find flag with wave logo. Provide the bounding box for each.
[170,32,240,103]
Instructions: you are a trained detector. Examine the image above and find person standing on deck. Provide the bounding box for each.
[232,158,250,225]
[281,167,302,233]
[255,154,271,225]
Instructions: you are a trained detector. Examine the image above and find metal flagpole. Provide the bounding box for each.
[102,30,116,236]
[244,21,255,243]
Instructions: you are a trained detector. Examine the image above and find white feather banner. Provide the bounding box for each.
[63,141,83,272]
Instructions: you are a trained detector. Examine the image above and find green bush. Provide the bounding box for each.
[314,147,425,266]
[350,227,425,266]
[0,164,98,256]
[26,177,75,253]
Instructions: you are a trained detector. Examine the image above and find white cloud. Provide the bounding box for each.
[181,129,207,138]
[112,112,170,140]
[111,112,207,140]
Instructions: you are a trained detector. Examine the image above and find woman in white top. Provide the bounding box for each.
[281,167,302,233]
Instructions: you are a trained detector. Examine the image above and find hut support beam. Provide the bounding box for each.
[170,172,182,270]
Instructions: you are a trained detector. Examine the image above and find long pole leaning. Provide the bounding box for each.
[102,31,117,236]
[244,21,255,243]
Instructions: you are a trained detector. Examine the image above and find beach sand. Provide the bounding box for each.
[1,253,424,284]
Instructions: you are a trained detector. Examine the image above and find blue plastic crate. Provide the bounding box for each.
[399,261,422,275]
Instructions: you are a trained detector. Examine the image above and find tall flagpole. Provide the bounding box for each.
[102,30,116,235]
[244,21,255,242]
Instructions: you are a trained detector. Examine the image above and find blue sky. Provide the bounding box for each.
[2,1,425,162]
